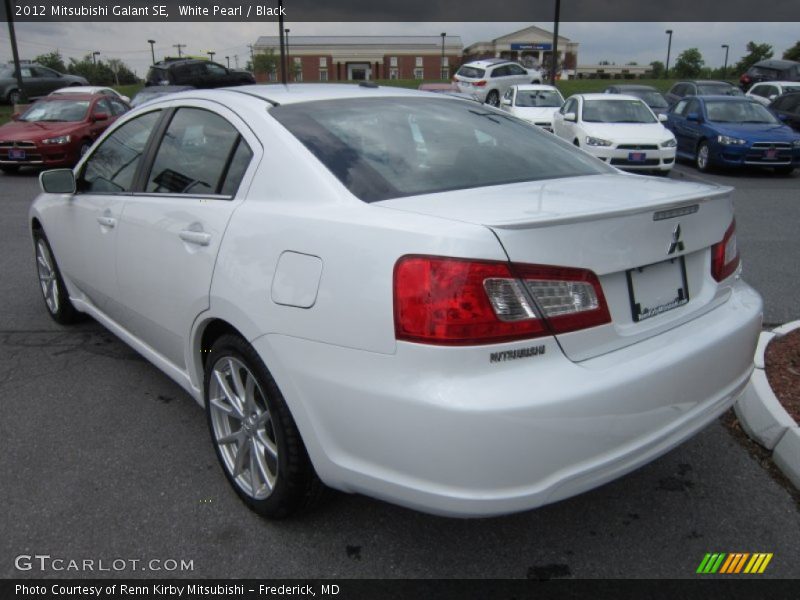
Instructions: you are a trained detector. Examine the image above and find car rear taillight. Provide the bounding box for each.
[711,220,740,282]
[473,80,487,87]
[393,256,610,345]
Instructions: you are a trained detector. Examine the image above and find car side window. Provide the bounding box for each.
[673,99,689,115]
[685,99,700,116]
[20,67,32,78]
[93,98,112,117]
[561,98,576,114]
[507,64,527,76]
[145,107,251,196]
[79,110,162,193]
[503,88,514,102]
[33,67,57,78]
[108,98,129,116]
[205,63,228,77]
[491,66,508,78]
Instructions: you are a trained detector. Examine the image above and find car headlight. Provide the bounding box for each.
[660,138,677,148]
[42,135,71,145]
[585,136,613,147]
[717,135,747,146]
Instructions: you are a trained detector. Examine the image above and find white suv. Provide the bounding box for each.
[454,59,543,106]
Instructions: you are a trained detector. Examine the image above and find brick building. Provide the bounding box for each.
[463,25,579,73]
[252,35,463,82]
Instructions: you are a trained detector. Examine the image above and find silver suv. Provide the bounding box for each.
[454,59,543,106]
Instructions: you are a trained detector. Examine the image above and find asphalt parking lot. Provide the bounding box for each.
[1,165,799,579]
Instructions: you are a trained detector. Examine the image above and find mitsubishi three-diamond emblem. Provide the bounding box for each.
[667,224,685,255]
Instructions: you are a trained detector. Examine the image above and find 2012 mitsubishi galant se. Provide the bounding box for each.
[30,84,763,519]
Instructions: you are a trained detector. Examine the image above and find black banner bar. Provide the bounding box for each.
[1,0,800,22]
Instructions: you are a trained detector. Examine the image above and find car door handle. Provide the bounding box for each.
[96,216,116,228]
[179,230,211,246]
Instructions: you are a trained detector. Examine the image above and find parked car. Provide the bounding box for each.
[768,91,800,132]
[454,59,544,106]
[0,94,126,173]
[0,64,88,105]
[739,59,800,91]
[130,85,194,107]
[30,85,762,519]
[664,80,742,106]
[664,95,800,173]
[745,81,800,106]
[552,93,676,173]
[145,59,255,88]
[604,84,670,115]
[500,84,564,131]
[50,85,131,104]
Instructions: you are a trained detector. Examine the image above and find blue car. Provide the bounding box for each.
[665,95,800,174]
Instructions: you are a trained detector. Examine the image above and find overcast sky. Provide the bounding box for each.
[2,21,798,75]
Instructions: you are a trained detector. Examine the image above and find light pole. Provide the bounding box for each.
[147,39,156,65]
[550,0,561,85]
[721,44,730,80]
[92,51,100,65]
[285,28,291,81]
[225,56,230,68]
[4,0,27,105]
[440,32,447,80]
[208,51,215,62]
[665,29,673,78]
[173,44,186,58]
[278,0,286,84]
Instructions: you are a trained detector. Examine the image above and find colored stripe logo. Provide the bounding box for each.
[696,553,773,574]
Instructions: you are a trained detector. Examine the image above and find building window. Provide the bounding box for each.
[319,69,328,81]
[319,57,327,67]
[389,68,399,80]
[414,68,424,80]
[442,57,449,67]
[390,56,398,67]
[415,56,423,67]
[441,67,449,79]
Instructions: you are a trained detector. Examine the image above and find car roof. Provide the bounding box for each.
[37,93,98,101]
[608,85,658,91]
[52,86,110,93]
[752,59,798,69]
[193,83,441,106]
[750,80,800,87]
[513,84,559,91]
[574,93,644,101]
[682,80,735,85]
[693,95,760,102]
[462,59,516,68]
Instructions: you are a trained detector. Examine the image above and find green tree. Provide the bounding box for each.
[33,51,67,73]
[253,49,278,80]
[673,48,705,78]
[783,41,800,62]
[734,41,773,73]
[649,60,665,78]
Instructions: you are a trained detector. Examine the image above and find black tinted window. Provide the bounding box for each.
[271,97,611,203]
[457,66,485,79]
[146,108,247,195]
[108,98,129,116]
[219,139,253,196]
[81,111,161,193]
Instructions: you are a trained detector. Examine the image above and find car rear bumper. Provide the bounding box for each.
[255,279,762,517]
[454,81,488,101]
[586,145,676,171]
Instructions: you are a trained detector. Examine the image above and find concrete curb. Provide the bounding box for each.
[734,320,800,489]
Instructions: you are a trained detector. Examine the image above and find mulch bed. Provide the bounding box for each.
[765,328,800,424]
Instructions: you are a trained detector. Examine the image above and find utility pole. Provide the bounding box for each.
[147,39,156,64]
[278,0,287,85]
[440,32,447,80]
[248,44,255,65]
[3,0,26,105]
[92,51,100,65]
[285,28,291,81]
[550,0,561,84]
[721,44,730,80]
[665,30,673,78]
[225,56,230,68]
[234,55,239,68]
[173,43,186,58]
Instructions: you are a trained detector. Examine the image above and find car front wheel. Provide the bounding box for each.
[205,334,325,519]
[696,141,711,172]
[33,230,81,324]
[485,90,500,107]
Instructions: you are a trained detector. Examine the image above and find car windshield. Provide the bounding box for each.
[271,97,611,203]
[628,90,669,109]
[0,67,13,78]
[515,90,563,107]
[582,99,656,123]
[20,100,89,122]
[697,84,742,96]
[457,66,486,79]
[705,101,780,124]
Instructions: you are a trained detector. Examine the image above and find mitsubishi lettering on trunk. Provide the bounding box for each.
[29,85,762,519]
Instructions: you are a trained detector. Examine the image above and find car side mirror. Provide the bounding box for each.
[563,112,576,122]
[92,112,109,122]
[686,112,700,122]
[40,169,76,194]
[501,97,512,106]
[658,113,668,122]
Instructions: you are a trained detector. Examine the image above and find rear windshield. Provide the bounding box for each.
[457,66,486,79]
[749,66,782,78]
[697,84,742,96]
[515,90,563,107]
[628,90,669,109]
[582,99,656,123]
[271,97,611,203]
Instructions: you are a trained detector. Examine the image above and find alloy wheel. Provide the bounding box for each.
[697,143,709,171]
[208,356,279,500]
[36,240,59,314]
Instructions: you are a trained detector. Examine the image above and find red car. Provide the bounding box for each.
[0,93,128,174]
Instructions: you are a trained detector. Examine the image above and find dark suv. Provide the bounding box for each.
[739,59,800,91]
[145,59,255,89]
[664,80,742,106]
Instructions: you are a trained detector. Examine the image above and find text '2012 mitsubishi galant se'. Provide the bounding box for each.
[30,84,762,518]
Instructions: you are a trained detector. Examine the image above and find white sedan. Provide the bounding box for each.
[500,84,564,131]
[553,93,677,173]
[30,85,761,518]
[745,81,800,106]
[50,85,131,104]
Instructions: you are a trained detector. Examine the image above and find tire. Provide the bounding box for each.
[79,140,92,157]
[695,141,711,172]
[573,139,580,147]
[33,230,81,324]
[1,165,20,174]
[485,90,500,107]
[531,79,541,84]
[774,166,794,176]
[204,334,325,519]
[7,89,22,105]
